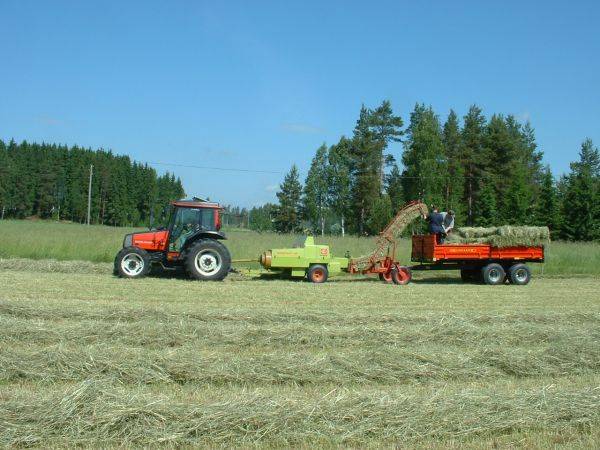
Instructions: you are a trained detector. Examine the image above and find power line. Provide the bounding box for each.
[146,161,519,180]
[147,161,282,174]
[146,162,524,180]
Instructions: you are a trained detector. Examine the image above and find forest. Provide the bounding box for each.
[1,101,598,241]
[254,102,599,241]
[0,140,184,226]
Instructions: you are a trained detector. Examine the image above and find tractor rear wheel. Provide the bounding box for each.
[508,263,531,285]
[185,239,231,281]
[115,246,151,279]
[307,264,328,283]
[481,263,506,285]
[391,265,412,285]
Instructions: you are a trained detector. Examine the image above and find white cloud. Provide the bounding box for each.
[265,184,278,192]
[516,111,531,122]
[281,122,324,134]
[203,147,235,157]
[37,116,62,126]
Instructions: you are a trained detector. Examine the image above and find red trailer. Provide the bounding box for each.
[411,234,545,285]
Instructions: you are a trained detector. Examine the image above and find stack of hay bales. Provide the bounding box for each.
[446,226,550,247]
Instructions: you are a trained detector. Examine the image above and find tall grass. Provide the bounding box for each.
[0,219,599,275]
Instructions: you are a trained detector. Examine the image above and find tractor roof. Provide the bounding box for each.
[171,199,222,209]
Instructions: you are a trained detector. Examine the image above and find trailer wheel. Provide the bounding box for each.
[508,263,531,285]
[115,246,151,279]
[307,264,328,283]
[481,263,505,285]
[379,271,393,283]
[391,265,412,285]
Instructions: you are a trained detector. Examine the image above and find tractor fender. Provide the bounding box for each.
[180,230,227,254]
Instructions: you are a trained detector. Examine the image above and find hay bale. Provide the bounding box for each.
[446,226,550,247]
[489,225,550,247]
[455,227,498,239]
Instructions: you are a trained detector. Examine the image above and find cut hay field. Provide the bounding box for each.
[1,260,600,447]
[1,219,599,276]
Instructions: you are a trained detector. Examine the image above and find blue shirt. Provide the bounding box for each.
[428,212,445,234]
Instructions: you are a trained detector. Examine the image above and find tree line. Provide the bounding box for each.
[255,101,599,241]
[0,139,185,226]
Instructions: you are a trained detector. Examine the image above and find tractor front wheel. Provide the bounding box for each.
[114,246,151,279]
[307,264,328,283]
[185,239,231,281]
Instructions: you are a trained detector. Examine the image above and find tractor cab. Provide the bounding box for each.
[164,200,223,252]
[115,198,231,281]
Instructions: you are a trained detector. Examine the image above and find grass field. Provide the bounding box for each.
[1,220,599,446]
[1,219,599,276]
[1,260,600,447]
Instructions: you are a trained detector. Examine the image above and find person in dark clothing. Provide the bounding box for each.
[426,207,446,244]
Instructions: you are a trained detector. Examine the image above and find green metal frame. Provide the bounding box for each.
[265,236,349,279]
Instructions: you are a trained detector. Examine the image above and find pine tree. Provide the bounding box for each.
[484,114,528,224]
[535,166,560,232]
[401,104,447,209]
[367,100,404,189]
[0,140,10,217]
[473,181,498,226]
[461,105,487,225]
[328,137,352,237]
[519,121,544,201]
[249,203,276,232]
[503,116,542,224]
[442,110,465,223]
[274,165,303,233]
[9,140,36,218]
[561,139,600,240]
[303,144,329,235]
[349,133,382,234]
[0,139,186,226]
[35,143,59,217]
[385,163,403,212]
[367,194,393,233]
[347,102,403,234]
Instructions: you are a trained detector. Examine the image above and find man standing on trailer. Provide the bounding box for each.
[426,206,446,244]
[441,210,455,235]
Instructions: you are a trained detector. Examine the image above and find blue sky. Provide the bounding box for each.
[1,0,599,207]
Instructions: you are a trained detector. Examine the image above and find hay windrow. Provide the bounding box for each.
[0,257,112,275]
[1,263,599,446]
[1,380,599,446]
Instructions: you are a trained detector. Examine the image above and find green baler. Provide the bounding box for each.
[253,201,429,284]
[258,236,349,283]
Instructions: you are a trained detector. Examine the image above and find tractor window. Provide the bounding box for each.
[169,207,216,251]
[155,206,172,230]
[169,208,198,251]
[198,209,215,230]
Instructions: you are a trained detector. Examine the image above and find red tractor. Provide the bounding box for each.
[114,199,231,280]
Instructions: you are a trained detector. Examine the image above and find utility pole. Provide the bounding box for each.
[87,164,93,225]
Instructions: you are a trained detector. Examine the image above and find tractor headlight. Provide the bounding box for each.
[123,234,133,248]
